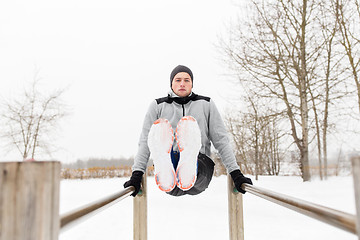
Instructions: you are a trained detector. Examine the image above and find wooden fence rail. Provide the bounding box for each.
[0,162,147,240]
[0,162,61,240]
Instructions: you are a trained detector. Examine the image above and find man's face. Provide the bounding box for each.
[171,72,192,97]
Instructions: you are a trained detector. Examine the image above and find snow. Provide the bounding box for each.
[59,176,357,240]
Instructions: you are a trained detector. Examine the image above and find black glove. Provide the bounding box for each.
[123,171,144,197]
[230,169,253,194]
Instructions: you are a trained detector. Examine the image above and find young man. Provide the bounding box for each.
[124,65,252,196]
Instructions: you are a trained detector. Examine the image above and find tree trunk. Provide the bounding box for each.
[299,0,311,182]
[309,86,323,180]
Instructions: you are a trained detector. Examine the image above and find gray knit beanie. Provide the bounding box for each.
[170,65,193,87]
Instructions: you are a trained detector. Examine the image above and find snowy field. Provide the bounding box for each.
[59,175,357,240]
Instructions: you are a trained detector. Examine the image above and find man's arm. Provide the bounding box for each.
[132,100,159,173]
[124,100,159,197]
[208,99,240,173]
[207,99,253,193]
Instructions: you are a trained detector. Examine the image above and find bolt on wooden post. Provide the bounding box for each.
[0,161,61,240]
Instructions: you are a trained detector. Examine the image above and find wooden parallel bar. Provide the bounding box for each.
[242,183,357,234]
[351,156,360,240]
[227,175,244,240]
[60,186,135,232]
[133,175,147,240]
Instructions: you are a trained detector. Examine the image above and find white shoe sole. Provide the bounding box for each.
[175,116,202,191]
[148,118,176,192]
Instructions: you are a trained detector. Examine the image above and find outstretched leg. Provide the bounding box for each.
[148,118,176,192]
[167,153,215,196]
[175,116,202,191]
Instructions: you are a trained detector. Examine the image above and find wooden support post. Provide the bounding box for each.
[227,174,244,240]
[133,173,147,240]
[0,161,60,240]
[351,156,360,240]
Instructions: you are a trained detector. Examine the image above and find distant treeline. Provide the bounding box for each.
[61,157,137,169]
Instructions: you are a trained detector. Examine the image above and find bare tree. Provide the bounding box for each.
[266,118,283,176]
[226,112,254,175]
[221,0,318,181]
[225,93,285,178]
[306,0,346,179]
[335,0,360,113]
[220,0,349,181]
[1,78,67,160]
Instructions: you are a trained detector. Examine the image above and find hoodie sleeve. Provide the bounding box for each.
[208,99,240,174]
[132,100,159,173]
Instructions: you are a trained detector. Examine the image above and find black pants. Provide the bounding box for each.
[167,153,215,197]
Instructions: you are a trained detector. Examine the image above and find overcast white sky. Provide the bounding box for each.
[0,0,245,162]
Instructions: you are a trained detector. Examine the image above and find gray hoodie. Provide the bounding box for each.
[132,91,240,174]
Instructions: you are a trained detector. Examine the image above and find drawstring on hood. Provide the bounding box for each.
[166,91,195,105]
[167,91,195,116]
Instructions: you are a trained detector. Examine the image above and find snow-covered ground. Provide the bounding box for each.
[59,175,357,240]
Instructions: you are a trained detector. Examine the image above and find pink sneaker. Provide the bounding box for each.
[148,118,176,192]
[175,116,202,191]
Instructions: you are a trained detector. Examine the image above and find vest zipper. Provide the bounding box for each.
[182,104,185,116]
